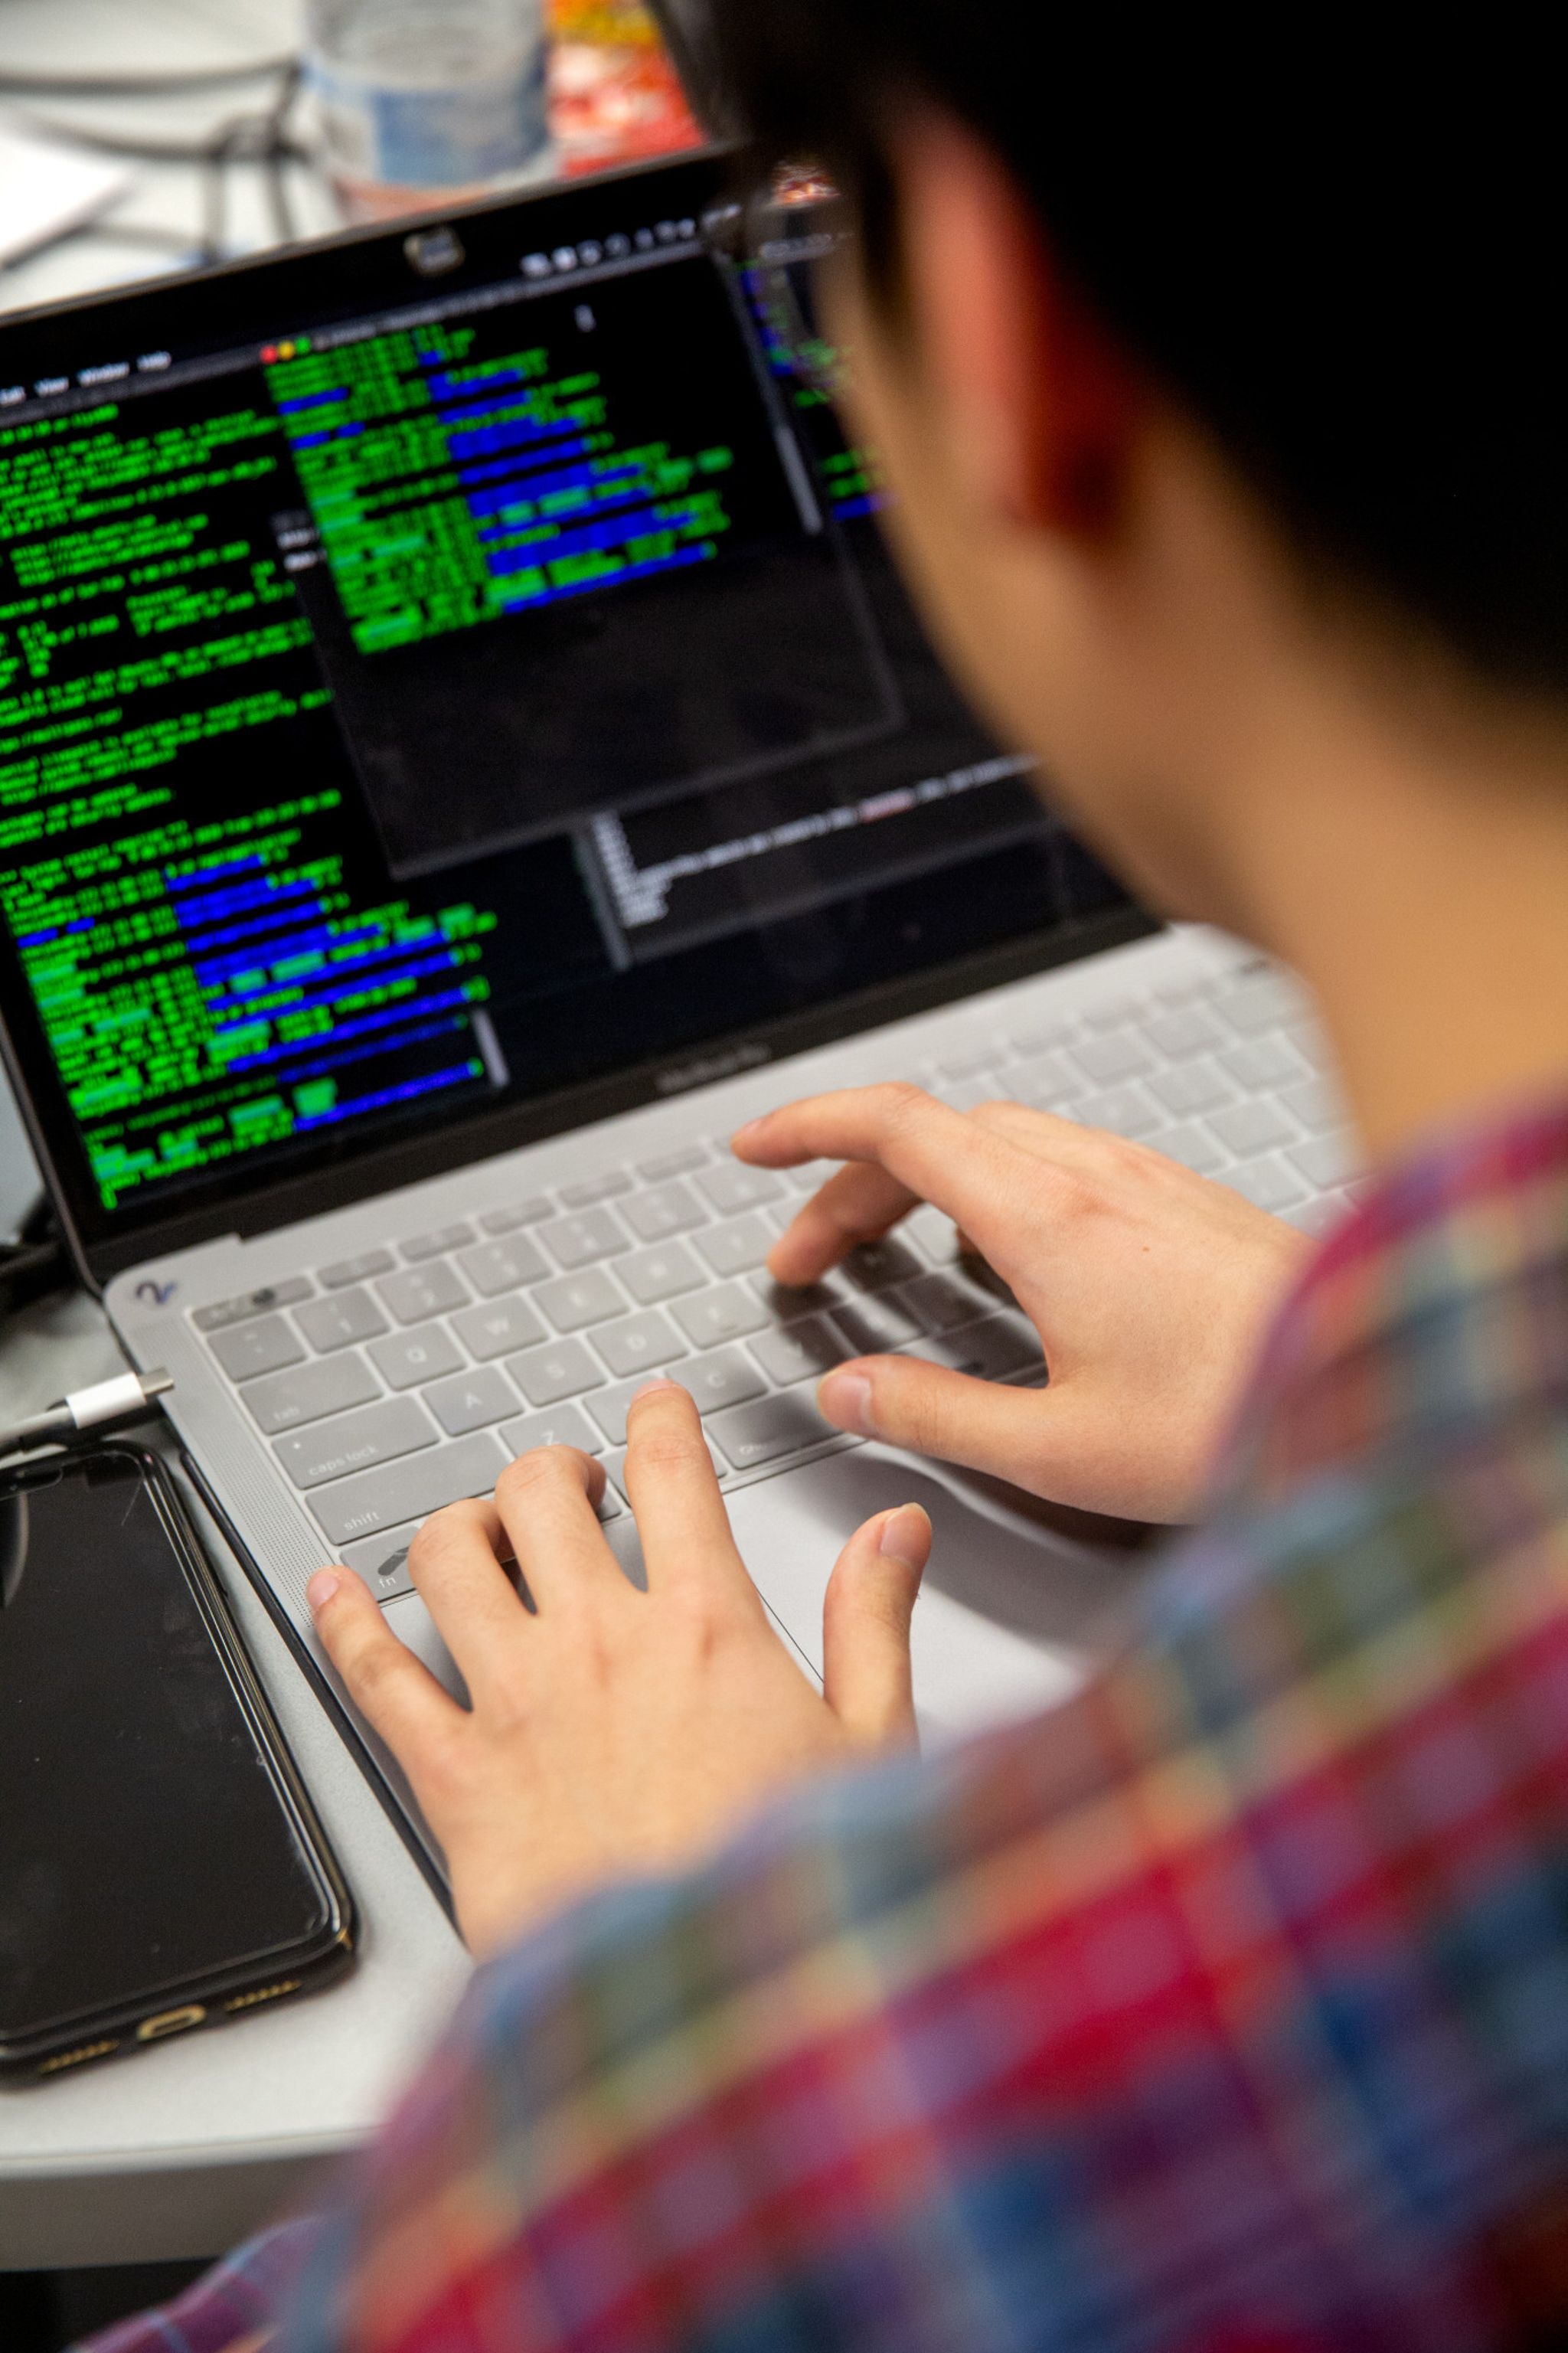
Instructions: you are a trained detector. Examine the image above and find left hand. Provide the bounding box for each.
[306,1380,932,1958]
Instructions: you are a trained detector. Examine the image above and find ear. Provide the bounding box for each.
[887,109,1145,540]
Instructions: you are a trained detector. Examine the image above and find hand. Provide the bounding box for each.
[733,1085,1311,1523]
[306,1381,932,1957]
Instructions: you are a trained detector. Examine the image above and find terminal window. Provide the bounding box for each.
[273,248,902,877]
[0,385,500,1211]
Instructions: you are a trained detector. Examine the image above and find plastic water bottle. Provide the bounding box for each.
[305,0,553,222]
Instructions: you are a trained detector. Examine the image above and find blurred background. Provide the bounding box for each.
[0,0,707,1249]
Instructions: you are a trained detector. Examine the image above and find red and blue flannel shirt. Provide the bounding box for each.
[83,1093,1568,2353]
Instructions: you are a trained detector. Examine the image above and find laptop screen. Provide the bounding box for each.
[0,153,1142,1266]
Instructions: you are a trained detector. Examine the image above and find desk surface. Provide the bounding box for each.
[0,1267,472,2270]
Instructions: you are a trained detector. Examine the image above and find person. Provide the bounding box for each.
[90,9,1568,2349]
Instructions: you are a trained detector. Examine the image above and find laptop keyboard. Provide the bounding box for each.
[188,959,1356,1604]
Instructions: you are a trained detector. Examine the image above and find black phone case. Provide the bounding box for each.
[0,1442,355,2081]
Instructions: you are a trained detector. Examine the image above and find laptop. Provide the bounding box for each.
[0,150,1356,1891]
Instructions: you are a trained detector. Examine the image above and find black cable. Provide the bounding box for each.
[0,60,296,100]
[8,108,312,168]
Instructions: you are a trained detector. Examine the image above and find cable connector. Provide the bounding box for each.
[0,1369,175,1459]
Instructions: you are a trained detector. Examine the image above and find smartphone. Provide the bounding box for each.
[0,1442,354,2080]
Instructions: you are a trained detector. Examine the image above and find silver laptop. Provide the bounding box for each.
[0,153,1354,1892]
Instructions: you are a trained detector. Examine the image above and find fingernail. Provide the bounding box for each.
[879,1503,930,1572]
[818,1369,876,1436]
[730,1116,765,1146]
[631,1376,684,1403]
[306,1569,341,1613]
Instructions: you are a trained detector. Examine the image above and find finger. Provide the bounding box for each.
[307,1567,466,1773]
[621,1380,757,1610]
[405,1497,534,1700]
[822,1503,930,1744]
[733,1086,1050,1257]
[492,1446,622,1613]
[817,1355,1053,1484]
[768,1158,920,1284]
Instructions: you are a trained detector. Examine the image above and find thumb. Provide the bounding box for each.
[822,1502,932,1744]
[817,1355,1049,1485]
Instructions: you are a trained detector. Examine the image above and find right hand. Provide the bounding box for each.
[732,1085,1312,1523]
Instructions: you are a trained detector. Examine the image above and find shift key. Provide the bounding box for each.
[310,1430,508,1547]
[275,1397,434,1490]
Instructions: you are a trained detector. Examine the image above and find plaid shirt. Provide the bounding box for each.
[85,1096,1568,2353]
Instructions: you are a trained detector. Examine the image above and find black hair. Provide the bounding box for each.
[695,4,1568,702]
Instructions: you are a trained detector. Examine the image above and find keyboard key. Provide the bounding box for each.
[593,1309,688,1378]
[1070,1034,1155,1084]
[750,1272,846,1320]
[1143,1007,1226,1058]
[695,1162,785,1214]
[623,1179,707,1241]
[903,1315,1042,1379]
[1217,1036,1306,1091]
[709,1390,841,1470]
[400,1223,475,1263]
[480,1195,553,1234]
[934,1076,998,1111]
[899,1270,1000,1335]
[1278,1076,1345,1135]
[841,1237,923,1292]
[747,1315,848,1386]
[1226,1156,1309,1214]
[1076,1083,1164,1140]
[450,1295,546,1361]
[506,1336,604,1407]
[341,1526,419,1602]
[538,1208,629,1269]
[243,1354,380,1436]
[694,1214,774,1277]
[312,1432,508,1547]
[673,1283,769,1348]
[1006,1051,1084,1106]
[636,1145,707,1180]
[560,1170,632,1208]
[536,1267,626,1332]
[1148,1060,1235,1117]
[904,1207,962,1265]
[296,1289,388,1353]
[317,1250,395,1289]
[1207,1099,1296,1155]
[620,1240,706,1305]
[193,1279,312,1333]
[1289,1132,1357,1190]
[499,1400,604,1457]
[936,1044,1004,1080]
[457,1236,549,1296]
[833,1295,923,1353]
[1156,1123,1227,1176]
[1080,994,1145,1034]
[376,1263,469,1325]
[1217,970,1302,1034]
[587,1348,766,1446]
[368,1328,464,1391]
[1009,1016,1077,1054]
[423,1366,519,1436]
[275,1396,435,1490]
[208,1315,306,1382]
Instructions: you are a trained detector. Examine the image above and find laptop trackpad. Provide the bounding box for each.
[386,1450,1160,1744]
